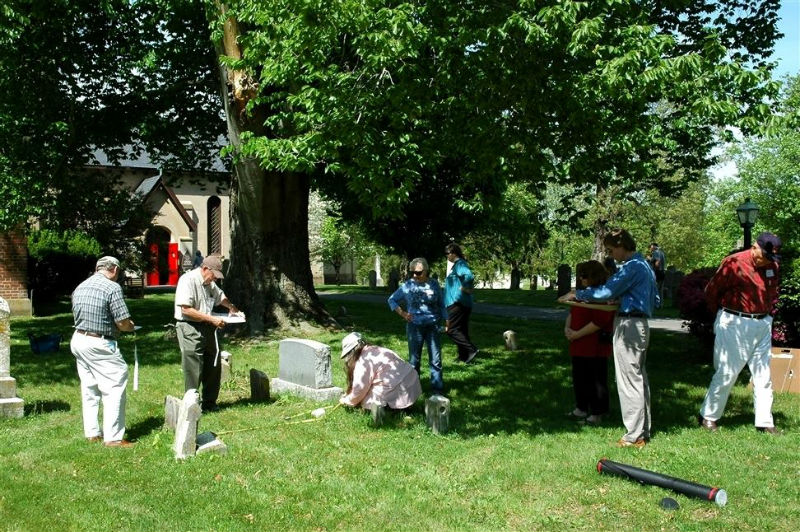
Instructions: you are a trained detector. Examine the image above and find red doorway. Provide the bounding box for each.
[145,227,179,286]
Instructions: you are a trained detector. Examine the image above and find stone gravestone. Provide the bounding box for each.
[173,389,201,459]
[503,330,518,351]
[196,430,228,456]
[368,270,377,289]
[220,351,232,384]
[0,297,24,418]
[663,267,684,302]
[270,339,343,401]
[249,369,270,401]
[556,264,572,297]
[369,403,385,427]
[164,395,182,430]
[387,269,400,293]
[425,394,450,435]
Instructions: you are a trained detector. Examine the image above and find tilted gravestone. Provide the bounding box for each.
[173,389,201,459]
[270,339,343,401]
[0,297,24,418]
[557,264,572,297]
[164,395,182,430]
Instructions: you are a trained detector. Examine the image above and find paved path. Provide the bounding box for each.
[319,292,687,333]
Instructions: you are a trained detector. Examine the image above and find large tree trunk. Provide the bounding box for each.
[592,183,611,262]
[213,6,331,334]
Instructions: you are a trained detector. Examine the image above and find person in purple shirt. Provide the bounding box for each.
[388,257,447,394]
[560,229,657,448]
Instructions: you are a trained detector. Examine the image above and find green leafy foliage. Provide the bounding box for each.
[27,229,102,307]
[0,0,224,244]
[27,229,101,260]
[212,0,782,262]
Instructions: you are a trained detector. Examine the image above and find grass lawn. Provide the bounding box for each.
[2,291,797,531]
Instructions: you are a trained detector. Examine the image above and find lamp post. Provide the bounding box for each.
[736,197,759,249]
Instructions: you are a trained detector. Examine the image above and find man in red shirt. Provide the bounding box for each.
[698,232,782,434]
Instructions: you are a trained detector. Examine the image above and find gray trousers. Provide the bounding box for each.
[613,316,651,442]
[176,321,221,408]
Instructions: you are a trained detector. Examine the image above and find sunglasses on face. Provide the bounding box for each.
[412,270,425,276]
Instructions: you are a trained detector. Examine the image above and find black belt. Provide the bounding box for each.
[722,308,767,319]
[76,329,111,340]
[617,311,647,318]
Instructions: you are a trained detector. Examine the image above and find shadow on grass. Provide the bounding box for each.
[323,296,729,440]
[127,414,166,441]
[24,399,71,416]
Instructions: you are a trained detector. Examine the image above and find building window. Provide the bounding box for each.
[207,196,222,255]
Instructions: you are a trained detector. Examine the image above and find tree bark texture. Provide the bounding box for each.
[213,7,330,333]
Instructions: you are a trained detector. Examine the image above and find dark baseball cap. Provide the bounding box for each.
[756,232,781,262]
[201,255,225,279]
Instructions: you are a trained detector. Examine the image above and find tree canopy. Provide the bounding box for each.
[0,0,786,328]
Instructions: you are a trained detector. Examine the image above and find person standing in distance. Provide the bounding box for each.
[560,229,658,448]
[444,243,478,363]
[649,243,666,306]
[388,258,447,394]
[192,250,204,268]
[698,232,782,434]
[174,254,241,412]
[70,256,136,447]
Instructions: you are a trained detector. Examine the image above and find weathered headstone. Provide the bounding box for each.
[663,267,684,301]
[164,395,182,430]
[196,430,228,456]
[173,389,201,459]
[270,339,343,401]
[0,297,24,418]
[368,270,377,289]
[388,269,400,293]
[370,403,385,427]
[503,330,518,351]
[425,394,450,435]
[249,368,270,401]
[557,264,572,297]
[220,351,232,383]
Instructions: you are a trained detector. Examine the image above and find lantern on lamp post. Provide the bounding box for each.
[735,197,759,249]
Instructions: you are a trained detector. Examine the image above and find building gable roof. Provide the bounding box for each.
[135,173,197,232]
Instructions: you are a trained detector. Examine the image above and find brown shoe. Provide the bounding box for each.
[698,415,718,432]
[757,426,780,435]
[616,438,646,448]
[86,436,103,443]
[104,440,135,448]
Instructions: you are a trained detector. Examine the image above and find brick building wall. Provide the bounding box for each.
[0,229,31,315]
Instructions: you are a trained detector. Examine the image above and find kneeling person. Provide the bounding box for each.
[339,332,422,410]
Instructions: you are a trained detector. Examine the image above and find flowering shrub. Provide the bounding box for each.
[677,263,800,349]
[773,261,800,347]
[676,268,718,346]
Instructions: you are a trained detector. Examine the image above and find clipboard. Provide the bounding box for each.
[211,313,246,324]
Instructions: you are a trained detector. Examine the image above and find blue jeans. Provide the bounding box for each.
[407,322,443,393]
